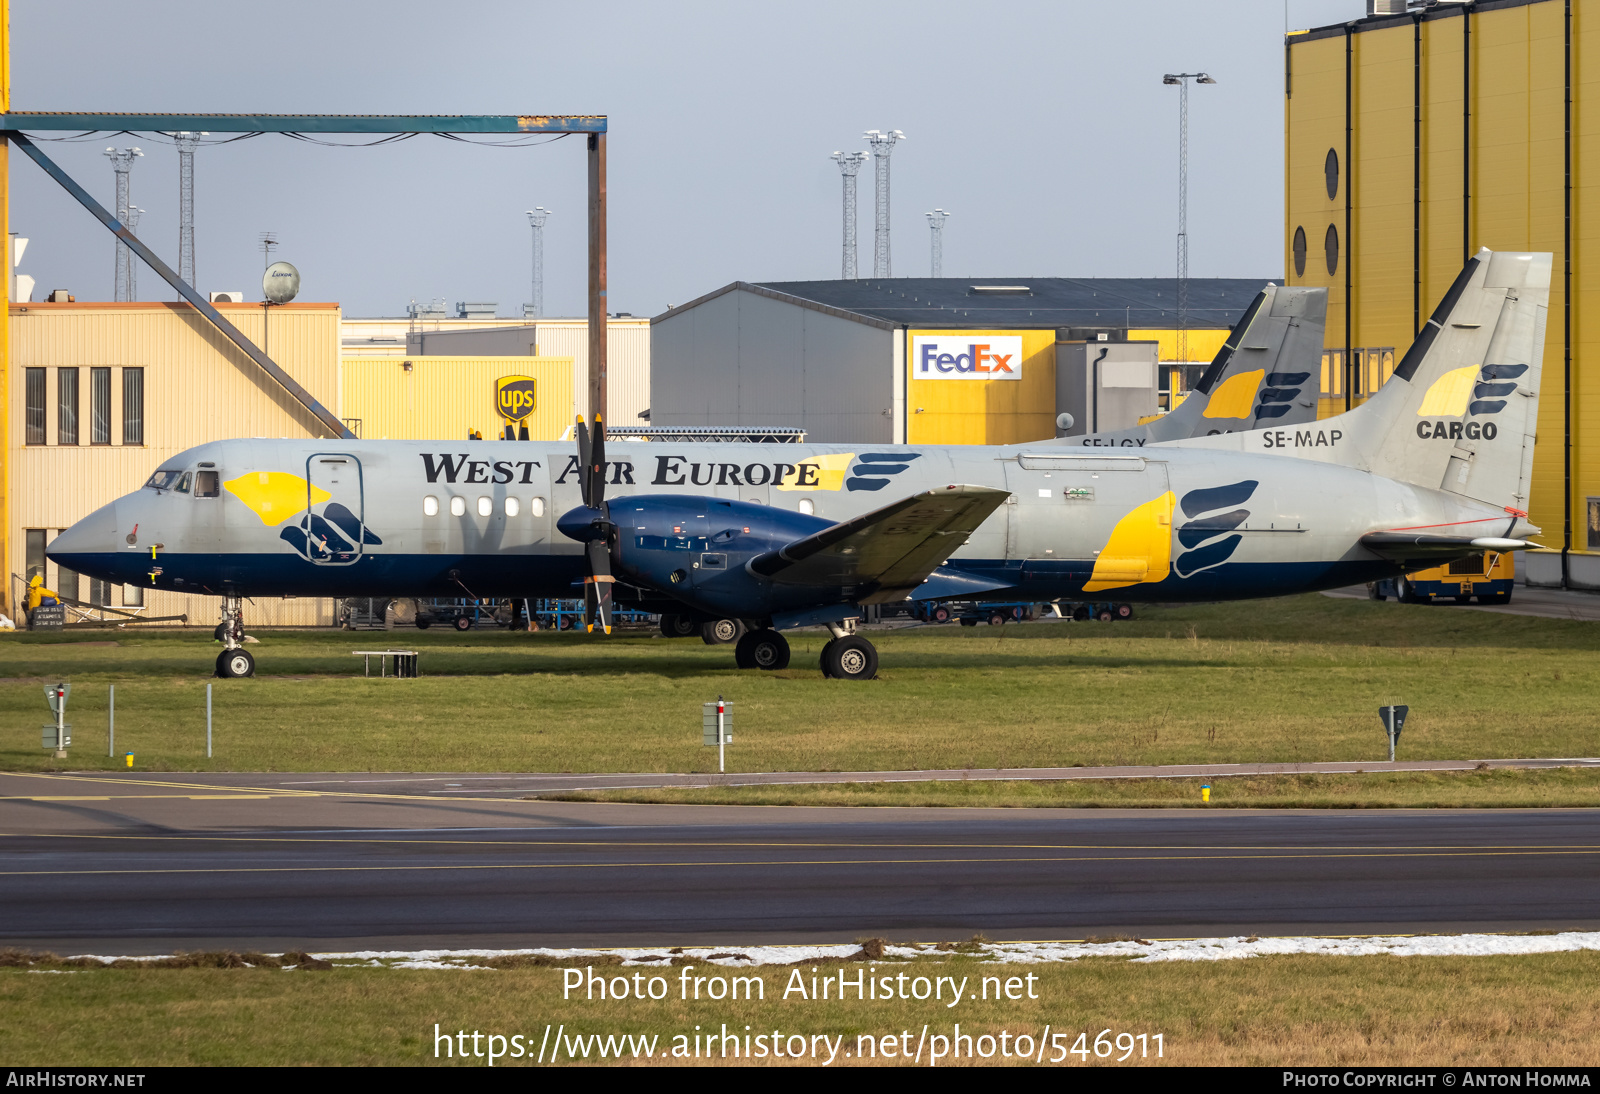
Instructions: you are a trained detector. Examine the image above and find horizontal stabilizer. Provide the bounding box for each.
[749,484,1010,602]
[1360,531,1533,564]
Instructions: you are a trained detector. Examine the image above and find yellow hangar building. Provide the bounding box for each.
[1285,0,1595,587]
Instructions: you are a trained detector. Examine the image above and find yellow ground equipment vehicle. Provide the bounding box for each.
[1368,552,1514,606]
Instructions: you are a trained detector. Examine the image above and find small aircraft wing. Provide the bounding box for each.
[1360,531,1533,566]
[749,485,1011,603]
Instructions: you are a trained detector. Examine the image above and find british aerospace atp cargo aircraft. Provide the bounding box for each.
[50,253,1540,680]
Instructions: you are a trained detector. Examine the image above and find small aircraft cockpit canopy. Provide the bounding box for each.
[144,469,182,491]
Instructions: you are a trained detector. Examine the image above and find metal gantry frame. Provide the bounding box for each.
[0,110,609,613]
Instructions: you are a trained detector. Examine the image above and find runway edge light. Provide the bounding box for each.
[1380,705,1409,763]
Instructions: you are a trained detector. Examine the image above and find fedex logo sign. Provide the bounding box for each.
[912,335,1023,380]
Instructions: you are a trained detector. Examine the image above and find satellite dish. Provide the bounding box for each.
[262,261,300,305]
[1056,412,1075,432]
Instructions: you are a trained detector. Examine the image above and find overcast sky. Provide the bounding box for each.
[9,0,1361,319]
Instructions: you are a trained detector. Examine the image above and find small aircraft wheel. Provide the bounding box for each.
[415,618,432,630]
[930,605,952,624]
[737,628,790,671]
[987,611,1006,627]
[660,613,699,639]
[453,614,473,631]
[558,616,574,630]
[215,648,255,679]
[1072,605,1091,621]
[1366,582,1385,601]
[1114,603,1134,621]
[821,635,878,680]
[959,617,978,628]
[1097,608,1115,622]
[701,618,744,645]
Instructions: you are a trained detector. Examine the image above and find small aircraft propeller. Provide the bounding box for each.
[571,415,614,634]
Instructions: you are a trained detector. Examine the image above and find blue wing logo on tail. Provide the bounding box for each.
[1174,480,1257,577]
[1253,372,1312,421]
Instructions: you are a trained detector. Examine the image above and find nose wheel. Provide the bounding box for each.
[213,594,253,678]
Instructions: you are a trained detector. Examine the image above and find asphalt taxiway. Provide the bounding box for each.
[4,771,1600,954]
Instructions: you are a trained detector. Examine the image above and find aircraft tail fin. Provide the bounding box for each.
[1176,283,1327,435]
[1336,249,1550,519]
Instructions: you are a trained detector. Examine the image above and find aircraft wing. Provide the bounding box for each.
[1360,531,1533,565]
[748,485,1011,603]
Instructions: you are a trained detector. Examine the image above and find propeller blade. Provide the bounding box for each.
[584,538,614,634]
[590,415,607,509]
[575,417,592,508]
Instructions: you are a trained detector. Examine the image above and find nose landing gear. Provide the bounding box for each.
[214,595,255,678]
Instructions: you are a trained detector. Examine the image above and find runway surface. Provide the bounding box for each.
[4,771,1600,954]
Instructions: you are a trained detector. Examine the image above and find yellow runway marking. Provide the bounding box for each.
[2,795,276,802]
[1,772,318,796]
[4,848,1600,877]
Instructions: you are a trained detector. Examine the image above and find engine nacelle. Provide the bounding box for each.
[562,494,851,620]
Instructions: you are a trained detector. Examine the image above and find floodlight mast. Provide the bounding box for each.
[926,208,949,278]
[864,129,904,278]
[831,151,867,279]
[124,206,143,300]
[172,131,205,288]
[1162,72,1216,370]
[103,147,142,301]
[525,207,551,318]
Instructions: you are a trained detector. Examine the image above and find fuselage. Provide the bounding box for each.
[48,437,1512,607]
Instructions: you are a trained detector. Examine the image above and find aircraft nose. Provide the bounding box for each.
[47,500,120,569]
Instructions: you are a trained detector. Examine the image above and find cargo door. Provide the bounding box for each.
[306,454,366,565]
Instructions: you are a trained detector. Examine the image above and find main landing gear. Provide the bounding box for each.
[214,594,255,678]
[729,620,878,679]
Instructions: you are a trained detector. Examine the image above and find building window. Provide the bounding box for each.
[1292,226,1307,278]
[89,577,110,607]
[123,583,144,608]
[58,367,79,445]
[1589,498,1600,550]
[1321,350,1345,397]
[56,564,79,604]
[25,528,46,582]
[1324,224,1339,276]
[122,368,144,446]
[1325,148,1339,200]
[91,367,111,444]
[25,368,46,444]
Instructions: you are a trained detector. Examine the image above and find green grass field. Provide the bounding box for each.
[3,594,1598,775]
[4,953,1599,1066]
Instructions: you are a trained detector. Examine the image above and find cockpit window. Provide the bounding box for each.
[194,470,220,497]
[175,472,192,494]
[144,469,180,491]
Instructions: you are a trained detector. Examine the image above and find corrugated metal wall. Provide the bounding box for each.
[7,302,342,625]
[650,289,894,443]
[529,320,650,424]
[341,356,574,441]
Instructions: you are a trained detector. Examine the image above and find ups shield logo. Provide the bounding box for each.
[496,376,537,422]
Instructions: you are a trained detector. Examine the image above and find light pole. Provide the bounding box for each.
[1162,71,1216,372]
[926,209,949,277]
[831,152,867,279]
[864,129,904,278]
[525,207,551,318]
